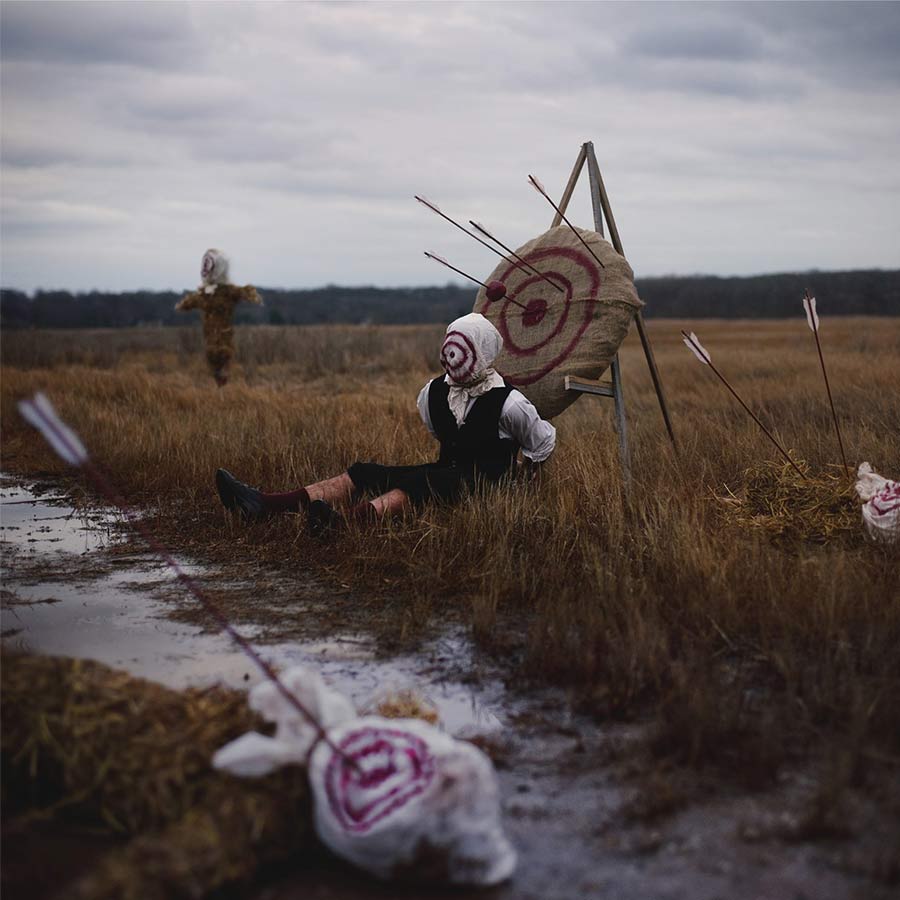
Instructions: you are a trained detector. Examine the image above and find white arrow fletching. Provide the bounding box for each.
[415,195,441,214]
[683,332,711,365]
[18,393,89,466]
[528,174,548,197]
[424,251,450,267]
[802,295,819,332]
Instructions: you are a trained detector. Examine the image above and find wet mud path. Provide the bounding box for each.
[1,476,894,900]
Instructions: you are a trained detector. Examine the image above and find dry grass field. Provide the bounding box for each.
[2,318,899,827]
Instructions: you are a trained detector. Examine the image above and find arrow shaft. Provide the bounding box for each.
[425,252,487,287]
[706,360,807,479]
[80,461,351,761]
[680,330,805,479]
[530,178,605,270]
[813,327,850,478]
[470,222,565,293]
[424,253,527,310]
[415,196,535,280]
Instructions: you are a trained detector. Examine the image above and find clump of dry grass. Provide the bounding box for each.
[1,654,312,900]
[719,458,860,546]
[2,318,899,792]
[373,689,440,726]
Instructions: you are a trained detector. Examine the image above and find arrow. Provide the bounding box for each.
[803,289,849,478]
[680,331,807,479]
[469,221,565,293]
[424,252,528,310]
[528,174,605,269]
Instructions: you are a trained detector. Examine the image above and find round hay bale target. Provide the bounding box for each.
[473,225,643,419]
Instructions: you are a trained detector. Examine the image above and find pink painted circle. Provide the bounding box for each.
[324,726,436,834]
[201,251,216,280]
[440,329,477,383]
[482,245,601,386]
[522,297,548,327]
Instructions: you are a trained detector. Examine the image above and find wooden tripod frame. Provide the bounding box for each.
[557,142,677,482]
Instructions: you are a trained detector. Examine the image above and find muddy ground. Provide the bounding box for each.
[1,475,897,900]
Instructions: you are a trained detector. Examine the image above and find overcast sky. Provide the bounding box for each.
[2,1,898,293]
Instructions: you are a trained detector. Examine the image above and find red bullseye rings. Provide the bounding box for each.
[522,297,548,327]
[324,726,436,833]
[485,280,507,303]
[440,329,477,382]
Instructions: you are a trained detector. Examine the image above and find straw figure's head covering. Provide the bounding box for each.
[201,248,230,288]
[440,314,507,426]
[440,313,503,387]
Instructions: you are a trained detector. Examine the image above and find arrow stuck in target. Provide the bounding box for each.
[469,221,566,294]
[528,175,606,270]
[414,195,538,281]
[423,252,528,310]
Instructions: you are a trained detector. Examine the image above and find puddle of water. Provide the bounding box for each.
[1,480,122,555]
[4,480,890,900]
[0,478,503,736]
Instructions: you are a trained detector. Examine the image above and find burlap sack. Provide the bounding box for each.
[472,226,642,419]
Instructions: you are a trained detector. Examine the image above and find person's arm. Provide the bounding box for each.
[237,285,262,306]
[175,290,203,312]
[499,391,556,479]
[417,381,438,439]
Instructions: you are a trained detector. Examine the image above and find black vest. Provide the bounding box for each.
[427,376,518,480]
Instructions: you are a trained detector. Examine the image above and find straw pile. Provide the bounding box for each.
[374,688,440,725]
[2,654,313,899]
[719,460,861,547]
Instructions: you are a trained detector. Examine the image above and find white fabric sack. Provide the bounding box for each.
[212,666,356,777]
[213,666,516,887]
[855,462,900,544]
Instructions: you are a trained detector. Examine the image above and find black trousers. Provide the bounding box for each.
[347,461,508,507]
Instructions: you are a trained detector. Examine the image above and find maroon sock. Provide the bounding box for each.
[349,501,377,525]
[261,487,310,513]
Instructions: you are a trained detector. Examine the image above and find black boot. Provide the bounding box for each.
[307,499,345,538]
[215,469,266,521]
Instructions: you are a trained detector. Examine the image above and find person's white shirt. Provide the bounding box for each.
[416,381,556,463]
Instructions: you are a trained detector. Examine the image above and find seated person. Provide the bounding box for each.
[215,313,556,534]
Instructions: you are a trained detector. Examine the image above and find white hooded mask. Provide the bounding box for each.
[440,313,506,426]
[201,248,230,293]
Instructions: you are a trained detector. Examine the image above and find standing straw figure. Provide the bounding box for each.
[176,249,261,386]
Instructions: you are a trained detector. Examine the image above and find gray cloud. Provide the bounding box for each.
[0,1,195,68]
[624,21,764,62]
[1,1,898,293]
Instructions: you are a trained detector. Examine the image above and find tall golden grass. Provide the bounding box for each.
[3,319,899,790]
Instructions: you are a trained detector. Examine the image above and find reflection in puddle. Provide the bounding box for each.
[1,479,121,555]
[1,478,503,736]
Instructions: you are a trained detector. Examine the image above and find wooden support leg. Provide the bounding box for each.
[609,354,631,487]
[584,141,678,452]
[557,143,632,487]
[550,145,587,229]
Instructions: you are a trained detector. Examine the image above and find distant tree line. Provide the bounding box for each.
[1,269,896,329]
[637,269,898,318]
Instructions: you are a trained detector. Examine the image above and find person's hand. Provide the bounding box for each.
[520,458,543,484]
